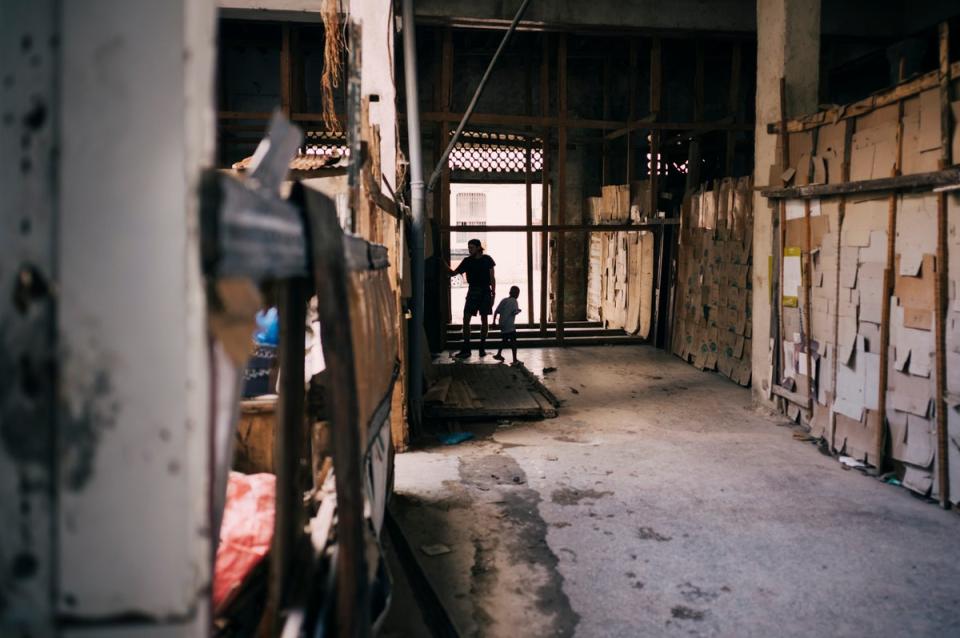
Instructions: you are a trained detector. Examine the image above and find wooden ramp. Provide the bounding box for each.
[423,363,560,420]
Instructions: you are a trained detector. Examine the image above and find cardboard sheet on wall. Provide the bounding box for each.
[783,247,802,307]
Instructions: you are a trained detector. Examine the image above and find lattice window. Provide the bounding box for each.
[304,130,348,158]
[455,192,487,243]
[449,131,543,174]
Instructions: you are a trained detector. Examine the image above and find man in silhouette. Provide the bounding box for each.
[445,238,495,358]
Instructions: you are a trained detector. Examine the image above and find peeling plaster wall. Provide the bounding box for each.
[56,0,215,629]
[751,0,821,405]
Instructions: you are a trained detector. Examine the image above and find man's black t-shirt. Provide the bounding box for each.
[454,254,496,288]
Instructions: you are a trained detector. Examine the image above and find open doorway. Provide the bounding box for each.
[448,182,547,325]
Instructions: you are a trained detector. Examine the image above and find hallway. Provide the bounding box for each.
[393,346,960,637]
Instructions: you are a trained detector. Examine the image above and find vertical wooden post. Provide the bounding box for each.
[829,119,855,450]
[687,40,704,192]
[271,279,307,632]
[649,38,663,345]
[556,33,568,345]
[525,57,535,326]
[525,140,535,326]
[601,56,612,186]
[934,21,952,507]
[726,42,742,175]
[649,38,662,218]
[626,39,638,185]
[539,33,550,333]
[876,99,904,472]
[774,78,790,401]
[280,24,292,117]
[439,28,453,342]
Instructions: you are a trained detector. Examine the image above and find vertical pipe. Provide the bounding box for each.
[402,0,425,430]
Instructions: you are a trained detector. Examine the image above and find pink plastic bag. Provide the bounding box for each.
[213,471,275,612]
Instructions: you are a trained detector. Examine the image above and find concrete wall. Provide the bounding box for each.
[1,0,217,635]
[56,0,216,628]
[751,0,821,405]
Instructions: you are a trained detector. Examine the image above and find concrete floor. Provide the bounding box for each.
[391,346,960,638]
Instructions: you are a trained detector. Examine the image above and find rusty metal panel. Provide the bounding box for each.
[0,1,58,634]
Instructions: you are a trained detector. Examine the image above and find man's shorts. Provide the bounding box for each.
[463,286,493,317]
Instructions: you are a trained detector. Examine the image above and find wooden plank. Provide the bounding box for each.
[270,278,307,630]
[934,21,952,507]
[828,120,855,451]
[876,99,905,471]
[761,168,960,199]
[770,60,960,134]
[772,383,812,409]
[303,185,369,637]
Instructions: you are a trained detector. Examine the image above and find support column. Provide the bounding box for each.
[751,0,821,405]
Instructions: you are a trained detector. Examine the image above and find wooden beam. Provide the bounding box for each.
[525,140,535,326]
[410,110,753,134]
[438,28,453,344]
[439,221,679,232]
[774,78,789,403]
[649,37,662,221]
[525,55,535,325]
[761,168,960,199]
[876,99,905,473]
[934,21,952,508]
[769,60,960,134]
[557,33,567,345]
[829,120,855,451]
[601,56,611,186]
[626,38,638,184]
[540,33,550,334]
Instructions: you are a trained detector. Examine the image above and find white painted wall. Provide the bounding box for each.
[57,0,215,631]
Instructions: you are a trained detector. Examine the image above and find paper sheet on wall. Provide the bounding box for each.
[785,199,805,220]
[783,247,802,308]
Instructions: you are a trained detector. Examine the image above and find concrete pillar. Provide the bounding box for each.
[751,0,820,405]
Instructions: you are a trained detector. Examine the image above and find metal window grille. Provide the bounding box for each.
[449,131,543,174]
[455,193,487,244]
[304,130,349,158]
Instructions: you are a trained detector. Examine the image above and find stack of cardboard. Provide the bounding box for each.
[586,181,654,224]
[672,177,753,387]
[769,78,960,503]
[592,230,654,337]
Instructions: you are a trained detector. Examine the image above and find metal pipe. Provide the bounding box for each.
[402,0,426,432]
[426,0,531,192]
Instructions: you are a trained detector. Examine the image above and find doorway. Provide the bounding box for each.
[448,182,547,325]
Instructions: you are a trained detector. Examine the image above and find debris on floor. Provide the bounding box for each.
[438,432,475,446]
[420,543,452,557]
[838,456,867,471]
[424,363,560,420]
[543,366,558,374]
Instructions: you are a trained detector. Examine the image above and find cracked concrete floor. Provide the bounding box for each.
[391,346,960,637]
